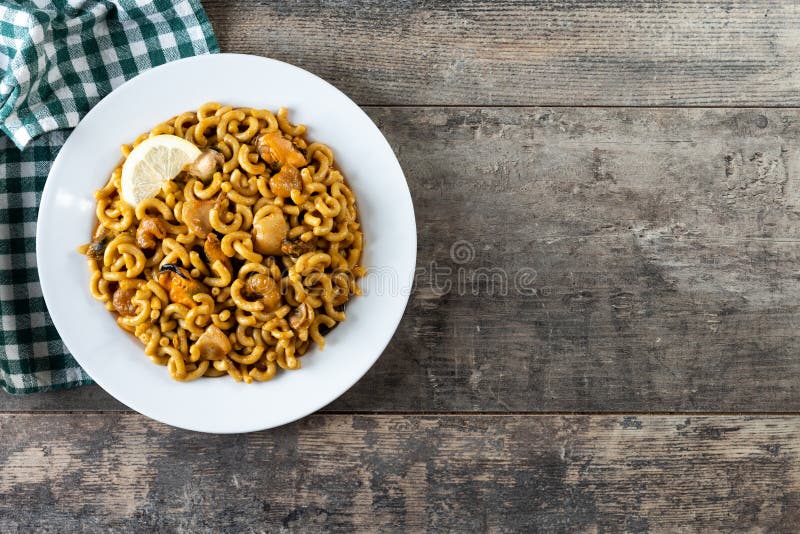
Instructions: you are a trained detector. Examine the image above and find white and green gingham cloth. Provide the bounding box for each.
[0,0,218,393]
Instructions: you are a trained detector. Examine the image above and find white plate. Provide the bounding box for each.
[36,54,416,433]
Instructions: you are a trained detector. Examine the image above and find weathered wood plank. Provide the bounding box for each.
[0,384,124,411]
[330,107,800,413]
[6,107,800,412]
[1,414,798,532]
[204,0,800,106]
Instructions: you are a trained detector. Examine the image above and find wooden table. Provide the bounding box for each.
[4,2,800,531]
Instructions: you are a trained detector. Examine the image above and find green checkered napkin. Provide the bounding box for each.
[0,0,218,393]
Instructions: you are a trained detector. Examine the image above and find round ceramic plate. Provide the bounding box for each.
[37,54,416,433]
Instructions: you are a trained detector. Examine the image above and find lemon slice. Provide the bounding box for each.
[120,135,202,206]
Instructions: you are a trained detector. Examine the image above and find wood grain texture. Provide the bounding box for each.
[6,107,800,412]
[333,107,800,413]
[203,0,800,106]
[0,384,124,411]
[1,414,798,532]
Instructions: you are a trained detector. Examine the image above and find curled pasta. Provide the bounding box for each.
[81,104,364,383]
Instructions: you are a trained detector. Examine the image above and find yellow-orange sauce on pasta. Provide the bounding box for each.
[79,103,365,383]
